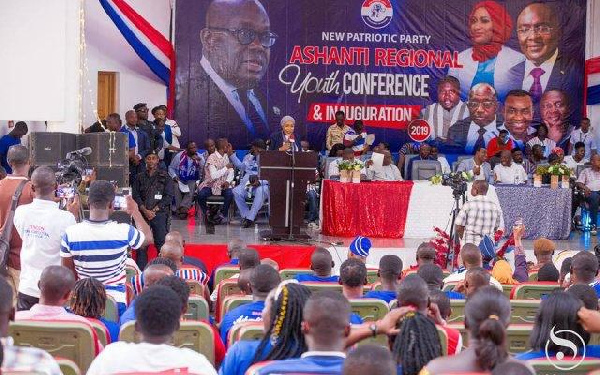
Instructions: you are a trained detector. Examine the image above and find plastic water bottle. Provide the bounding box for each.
[514,175,520,185]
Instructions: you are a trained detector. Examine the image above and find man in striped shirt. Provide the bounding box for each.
[61,180,153,315]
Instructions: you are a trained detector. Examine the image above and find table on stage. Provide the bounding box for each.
[320,180,571,240]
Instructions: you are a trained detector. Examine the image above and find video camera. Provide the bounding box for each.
[442,172,468,199]
[55,147,92,186]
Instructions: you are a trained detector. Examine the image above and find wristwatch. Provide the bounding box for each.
[369,322,378,338]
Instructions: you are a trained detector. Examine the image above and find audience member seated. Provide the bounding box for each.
[403,242,436,276]
[456,267,491,298]
[564,141,588,176]
[338,259,366,325]
[491,225,528,285]
[247,290,350,375]
[294,247,339,283]
[69,278,120,343]
[530,237,555,273]
[558,257,573,288]
[457,147,493,183]
[418,264,465,300]
[210,239,245,287]
[526,123,556,158]
[516,291,600,360]
[342,344,396,375]
[261,258,279,271]
[365,150,402,181]
[537,263,559,282]
[429,289,463,356]
[425,286,528,374]
[160,240,209,285]
[87,286,217,374]
[364,255,402,303]
[576,154,600,234]
[220,264,281,345]
[430,145,451,174]
[211,248,260,302]
[392,276,447,375]
[0,277,61,374]
[444,243,503,290]
[168,141,203,219]
[347,236,376,268]
[487,129,514,160]
[570,251,600,297]
[328,147,366,179]
[567,284,599,310]
[523,144,546,176]
[197,138,235,228]
[406,143,434,180]
[165,231,208,272]
[494,150,528,184]
[121,263,174,325]
[61,180,152,315]
[219,283,312,375]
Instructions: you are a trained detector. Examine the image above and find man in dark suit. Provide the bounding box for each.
[446,83,502,154]
[121,110,151,180]
[510,2,583,123]
[180,0,281,148]
[268,115,299,152]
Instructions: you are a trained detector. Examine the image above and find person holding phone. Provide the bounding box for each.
[133,151,173,269]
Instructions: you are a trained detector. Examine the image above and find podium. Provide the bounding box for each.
[259,150,318,240]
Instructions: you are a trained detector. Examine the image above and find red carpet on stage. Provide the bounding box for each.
[147,243,315,274]
[321,180,414,238]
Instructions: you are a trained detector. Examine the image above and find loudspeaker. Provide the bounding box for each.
[95,165,129,188]
[77,132,128,167]
[29,132,77,166]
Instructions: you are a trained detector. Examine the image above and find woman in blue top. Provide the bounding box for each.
[516,291,600,360]
[219,282,311,375]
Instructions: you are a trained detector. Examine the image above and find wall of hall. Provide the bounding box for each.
[82,0,172,128]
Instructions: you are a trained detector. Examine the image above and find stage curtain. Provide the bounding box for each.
[321,180,414,238]
[147,243,314,274]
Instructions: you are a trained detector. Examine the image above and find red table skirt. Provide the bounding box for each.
[321,180,414,238]
[147,243,314,274]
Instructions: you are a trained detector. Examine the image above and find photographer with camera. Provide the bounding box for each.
[61,180,153,315]
[133,151,173,269]
[13,166,79,311]
[455,180,502,247]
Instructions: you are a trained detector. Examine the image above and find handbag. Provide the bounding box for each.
[0,180,28,271]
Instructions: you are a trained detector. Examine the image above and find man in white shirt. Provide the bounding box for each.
[13,167,78,311]
[576,154,600,233]
[564,142,588,177]
[457,147,494,184]
[494,150,528,184]
[569,118,597,159]
[328,147,366,178]
[420,76,468,141]
[88,285,217,375]
[365,150,402,181]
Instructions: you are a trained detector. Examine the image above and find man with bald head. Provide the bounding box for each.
[494,150,527,184]
[365,150,402,181]
[185,0,280,147]
[510,2,582,121]
[443,244,503,290]
[447,83,502,154]
[160,241,209,285]
[455,180,502,248]
[13,166,78,311]
[120,263,174,325]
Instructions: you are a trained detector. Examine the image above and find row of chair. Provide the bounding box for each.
[443,281,563,300]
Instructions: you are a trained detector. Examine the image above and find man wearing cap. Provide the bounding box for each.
[348,236,377,269]
[227,139,268,228]
[133,151,173,269]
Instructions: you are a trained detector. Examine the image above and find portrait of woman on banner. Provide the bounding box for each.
[448,0,524,102]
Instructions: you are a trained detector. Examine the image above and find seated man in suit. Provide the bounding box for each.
[447,83,501,154]
[328,147,366,179]
[268,115,299,152]
[231,139,268,228]
[457,147,494,183]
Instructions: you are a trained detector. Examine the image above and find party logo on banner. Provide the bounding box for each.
[361,0,393,29]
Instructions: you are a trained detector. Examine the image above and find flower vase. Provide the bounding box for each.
[340,170,351,183]
[550,175,559,189]
[351,170,361,183]
[533,174,542,188]
[561,175,570,189]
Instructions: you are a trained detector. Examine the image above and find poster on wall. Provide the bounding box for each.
[174,0,585,154]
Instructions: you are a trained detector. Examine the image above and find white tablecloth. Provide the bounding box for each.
[403,181,501,238]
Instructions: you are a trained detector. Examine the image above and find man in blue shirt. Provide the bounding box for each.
[248,290,350,375]
[418,264,465,300]
[295,247,339,283]
[220,264,280,345]
[339,259,366,325]
[0,121,27,174]
[121,110,151,181]
[570,251,600,298]
[364,255,402,303]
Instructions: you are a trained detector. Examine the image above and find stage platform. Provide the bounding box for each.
[168,215,596,274]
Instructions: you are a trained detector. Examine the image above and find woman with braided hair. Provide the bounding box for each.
[424,286,533,374]
[69,277,119,343]
[219,281,312,375]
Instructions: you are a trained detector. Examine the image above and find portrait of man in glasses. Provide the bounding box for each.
[508,2,582,123]
[445,83,502,154]
[180,0,280,148]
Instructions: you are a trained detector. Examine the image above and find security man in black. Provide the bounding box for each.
[132,151,173,269]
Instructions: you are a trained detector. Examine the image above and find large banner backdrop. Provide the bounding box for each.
[174,0,585,153]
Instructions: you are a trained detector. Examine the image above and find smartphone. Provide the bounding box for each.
[56,186,75,199]
[113,195,127,210]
